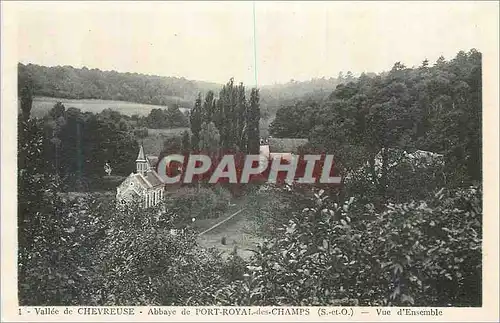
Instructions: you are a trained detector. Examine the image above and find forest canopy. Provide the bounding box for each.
[270,49,482,186]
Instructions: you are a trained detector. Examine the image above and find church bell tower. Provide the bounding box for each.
[136,145,149,175]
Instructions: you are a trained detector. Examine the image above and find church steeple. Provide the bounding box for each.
[136,145,149,174]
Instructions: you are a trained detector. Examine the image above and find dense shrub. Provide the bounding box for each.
[213,184,233,211]
[223,185,481,306]
[19,188,233,306]
[246,184,313,238]
[345,149,447,206]
[97,205,228,305]
[18,182,104,305]
[18,173,482,307]
[220,250,247,282]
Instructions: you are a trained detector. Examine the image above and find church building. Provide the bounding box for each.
[116,145,165,208]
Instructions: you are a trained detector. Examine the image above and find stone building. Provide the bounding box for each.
[116,145,165,208]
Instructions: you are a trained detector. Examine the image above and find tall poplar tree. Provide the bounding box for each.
[247,88,261,154]
[19,70,34,122]
[235,82,247,152]
[203,91,215,124]
[181,130,191,153]
[190,94,203,151]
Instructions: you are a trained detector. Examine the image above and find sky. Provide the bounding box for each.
[13,1,498,86]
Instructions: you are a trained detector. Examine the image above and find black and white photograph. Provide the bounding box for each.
[4,0,498,315]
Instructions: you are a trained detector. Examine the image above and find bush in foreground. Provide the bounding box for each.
[217,185,481,306]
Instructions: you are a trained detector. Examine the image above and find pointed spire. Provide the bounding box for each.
[136,145,146,161]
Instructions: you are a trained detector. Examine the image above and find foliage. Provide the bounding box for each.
[133,127,149,140]
[224,185,481,306]
[247,184,312,238]
[220,250,247,282]
[18,63,219,108]
[198,122,221,153]
[18,173,105,305]
[18,65,35,122]
[247,88,261,154]
[157,135,182,159]
[259,76,349,119]
[189,78,260,153]
[181,130,191,153]
[19,63,354,123]
[18,173,230,306]
[270,100,319,138]
[271,49,482,186]
[189,94,203,150]
[24,102,141,188]
[144,128,189,160]
[344,148,447,206]
[97,202,228,306]
[141,106,189,129]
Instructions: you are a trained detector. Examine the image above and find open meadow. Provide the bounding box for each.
[27,96,190,118]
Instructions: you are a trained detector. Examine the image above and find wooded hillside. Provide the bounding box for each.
[18,63,357,119]
[18,63,220,109]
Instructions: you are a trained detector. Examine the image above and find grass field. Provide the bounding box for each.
[28,96,190,118]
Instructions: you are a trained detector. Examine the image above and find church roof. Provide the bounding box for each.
[129,171,164,189]
[134,173,151,188]
[145,170,164,188]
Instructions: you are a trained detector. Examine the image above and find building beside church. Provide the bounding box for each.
[116,145,165,209]
[260,137,309,162]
